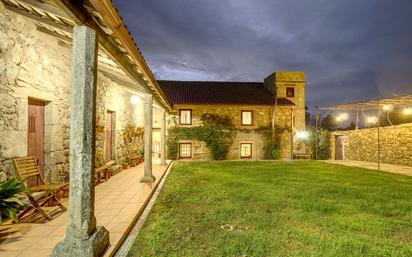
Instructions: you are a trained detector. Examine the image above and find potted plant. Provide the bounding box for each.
[0,177,28,224]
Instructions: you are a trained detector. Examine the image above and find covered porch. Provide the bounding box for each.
[0,0,172,256]
[0,162,171,257]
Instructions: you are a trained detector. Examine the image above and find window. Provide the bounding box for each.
[179,143,192,159]
[240,143,252,158]
[179,109,192,125]
[241,110,253,126]
[286,87,295,97]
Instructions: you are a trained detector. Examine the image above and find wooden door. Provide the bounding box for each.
[335,136,343,160]
[28,99,44,182]
[105,111,113,162]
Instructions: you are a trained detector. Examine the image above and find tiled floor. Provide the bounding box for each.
[0,162,170,257]
[323,160,412,176]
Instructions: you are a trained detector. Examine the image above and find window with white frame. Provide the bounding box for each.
[179,109,192,125]
[241,110,253,125]
[240,143,252,158]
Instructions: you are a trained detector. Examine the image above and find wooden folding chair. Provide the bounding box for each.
[12,156,68,221]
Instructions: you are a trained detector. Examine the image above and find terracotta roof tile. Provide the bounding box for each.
[157,80,295,107]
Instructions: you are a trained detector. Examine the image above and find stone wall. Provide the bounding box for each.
[95,75,145,168]
[171,104,294,160]
[331,123,412,166]
[0,7,72,183]
[0,6,145,182]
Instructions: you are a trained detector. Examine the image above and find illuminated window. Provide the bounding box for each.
[240,143,252,158]
[286,87,295,97]
[241,110,253,125]
[179,109,192,125]
[179,143,192,158]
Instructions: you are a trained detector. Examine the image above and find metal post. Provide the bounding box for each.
[315,106,319,160]
[290,108,294,159]
[377,99,381,172]
[272,93,278,133]
[355,110,359,130]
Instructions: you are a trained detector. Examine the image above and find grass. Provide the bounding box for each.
[128,161,412,257]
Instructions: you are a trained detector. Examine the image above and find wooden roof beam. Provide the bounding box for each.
[3,1,72,32]
[56,0,172,111]
[88,0,172,111]
[16,0,72,20]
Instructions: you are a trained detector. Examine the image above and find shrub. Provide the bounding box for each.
[0,177,28,223]
[308,128,331,160]
[167,114,236,160]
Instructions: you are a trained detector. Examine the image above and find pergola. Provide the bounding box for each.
[319,94,412,111]
[317,93,412,171]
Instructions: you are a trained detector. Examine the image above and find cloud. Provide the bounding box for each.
[112,0,412,109]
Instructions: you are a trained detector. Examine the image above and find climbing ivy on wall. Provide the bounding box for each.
[257,127,290,160]
[168,112,294,161]
[167,114,236,160]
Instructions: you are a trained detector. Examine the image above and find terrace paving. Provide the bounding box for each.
[323,160,412,176]
[0,162,170,257]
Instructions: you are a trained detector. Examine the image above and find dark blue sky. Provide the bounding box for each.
[112,0,412,108]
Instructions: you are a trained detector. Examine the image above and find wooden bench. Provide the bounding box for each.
[95,165,110,184]
[95,160,116,184]
[293,154,311,160]
[129,155,143,166]
[128,146,143,167]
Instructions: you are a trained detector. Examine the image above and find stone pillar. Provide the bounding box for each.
[160,109,167,165]
[140,94,156,183]
[52,26,109,257]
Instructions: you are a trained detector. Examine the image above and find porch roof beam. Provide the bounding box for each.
[3,2,72,33]
[17,0,72,20]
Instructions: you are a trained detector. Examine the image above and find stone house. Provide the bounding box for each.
[0,0,308,254]
[0,0,174,254]
[159,71,306,160]
[0,0,171,184]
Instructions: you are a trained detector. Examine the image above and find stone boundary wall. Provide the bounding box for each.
[331,123,412,166]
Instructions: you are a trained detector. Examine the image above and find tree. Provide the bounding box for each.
[305,106,315,128]
[343,122,356,130]
[320,114,337,131]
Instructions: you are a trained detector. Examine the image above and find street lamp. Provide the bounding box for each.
[336,113,348,122]
[366,116,377,124]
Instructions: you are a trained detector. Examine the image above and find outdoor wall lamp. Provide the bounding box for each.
[296,130,308,139]
[131,95,141,105]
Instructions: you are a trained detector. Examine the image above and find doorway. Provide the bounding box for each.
[105,111,115,163]
[335,135,344,160]
[28,99,45,181]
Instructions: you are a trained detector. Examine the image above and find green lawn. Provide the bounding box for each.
[128,161,412,257]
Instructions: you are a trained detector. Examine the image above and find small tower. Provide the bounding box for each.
[264,71,306,131]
